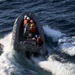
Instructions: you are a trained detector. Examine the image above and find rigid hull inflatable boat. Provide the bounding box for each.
[11,12,47,56]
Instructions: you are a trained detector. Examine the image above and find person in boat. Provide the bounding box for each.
[35,35,43,46]
[27,20,34,38]
[23,15,30,38]
[29,22,36,38]
[30,34,43,46]
[30,20,34,25]
[23,15,28,35]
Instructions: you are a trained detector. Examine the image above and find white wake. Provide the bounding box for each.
[0,33,34,75]
[43,25,75,56]
[31,53,75,75]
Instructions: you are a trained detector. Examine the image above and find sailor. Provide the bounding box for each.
[29,23,36,38]
[30,20,34,24]
[36,36,43,46]
[28,20,34,38]
[23,15,28,35]
[30,20,39,34]
[23,16,30,37]
[24,16,30,27]
[25,17,30,34]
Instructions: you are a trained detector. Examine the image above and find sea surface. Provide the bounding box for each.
[0,0,75,75]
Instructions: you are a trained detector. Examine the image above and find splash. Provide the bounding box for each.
[59,36,75,56]
[31,53,75,75]
[0,33,37,75]
[43,25,65,42]
[43,25,75,56]
[0,33,22,75]
[38,55,75,75]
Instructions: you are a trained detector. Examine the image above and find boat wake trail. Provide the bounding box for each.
[43,25,75,56]
[38,55,75,75]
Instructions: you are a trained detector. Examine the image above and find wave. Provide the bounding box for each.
[0,33,37,75]
[58,36,75,56]
[43,25,75,56]
[43,25,65,42]
[0,0,6,2]
[38,55,75,75]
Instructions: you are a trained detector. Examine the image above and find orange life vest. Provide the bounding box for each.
[24,19,28,26]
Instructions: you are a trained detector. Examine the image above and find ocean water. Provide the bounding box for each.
[0,0,75,75]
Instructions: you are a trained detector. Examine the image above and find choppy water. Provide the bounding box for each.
[0,0,75,75]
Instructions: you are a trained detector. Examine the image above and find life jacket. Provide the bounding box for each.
[24,19,28,26]
[30,23,35,27]
[30,27,36,33]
